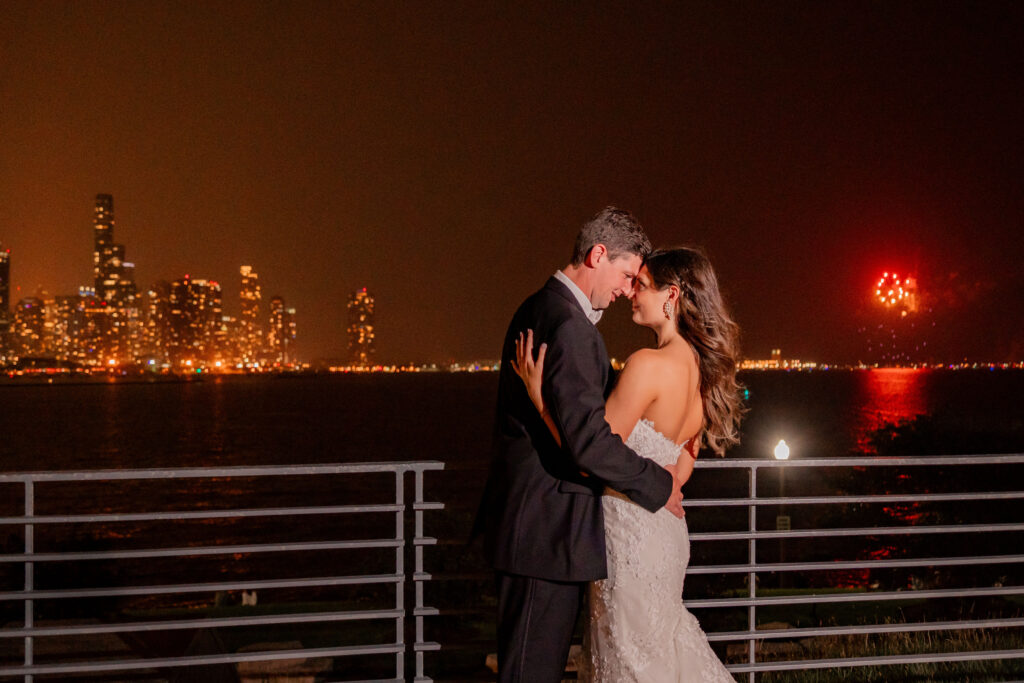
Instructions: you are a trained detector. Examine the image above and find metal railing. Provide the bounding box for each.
[3,456,1023,681]
[687,454,1024,681]
[0,461,444,682]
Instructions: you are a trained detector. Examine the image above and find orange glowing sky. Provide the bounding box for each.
[1,2,1021,362]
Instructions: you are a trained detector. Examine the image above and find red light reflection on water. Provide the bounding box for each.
[853,368,929,453]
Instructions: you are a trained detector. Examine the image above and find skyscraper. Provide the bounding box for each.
[90,194,139,364]
[0,246,11,363]
[13,297,46,357]
[284,306,297,363]
[141,281,172,363]
[93,195,114,294]
[347,288,375,366]
[264,296,297,365]
[0,244,9,318]
[0,245,10,345]
[166,276,223,366]
[239,265,262,364]
[266,296,285,364]
[92,194,138,304]
[51,295,83,362]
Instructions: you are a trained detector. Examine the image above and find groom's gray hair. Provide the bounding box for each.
[571,206,652,266]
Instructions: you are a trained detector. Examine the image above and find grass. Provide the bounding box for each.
[745,623,1024,682]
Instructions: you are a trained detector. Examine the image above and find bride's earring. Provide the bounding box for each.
[663,299,673,319]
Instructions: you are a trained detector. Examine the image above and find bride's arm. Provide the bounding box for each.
[512,330,561,446]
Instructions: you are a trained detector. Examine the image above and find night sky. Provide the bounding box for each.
[2,1,1021,364]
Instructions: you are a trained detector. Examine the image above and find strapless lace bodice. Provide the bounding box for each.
[624,418,687,468]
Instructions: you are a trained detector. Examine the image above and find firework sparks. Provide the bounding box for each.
[875,272,918,316]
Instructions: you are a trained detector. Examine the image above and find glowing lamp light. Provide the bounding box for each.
[774,439,791,460]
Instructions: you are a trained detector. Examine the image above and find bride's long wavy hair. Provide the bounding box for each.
[644,247,745,456]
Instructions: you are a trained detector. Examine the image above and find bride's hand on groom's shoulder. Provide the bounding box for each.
[663,464,685,519]
[512,329,547,413]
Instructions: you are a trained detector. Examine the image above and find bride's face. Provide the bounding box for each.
[629,266,669,328]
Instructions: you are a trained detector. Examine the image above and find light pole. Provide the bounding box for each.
[774,440,791,588]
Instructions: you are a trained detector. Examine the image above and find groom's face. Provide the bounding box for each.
[591,251,643,310]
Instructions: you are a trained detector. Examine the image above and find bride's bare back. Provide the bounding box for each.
[606,342,702,448]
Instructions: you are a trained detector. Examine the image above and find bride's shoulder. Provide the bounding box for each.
[623,347,659,367]
[623,345,695,379]
[621,348,666,378]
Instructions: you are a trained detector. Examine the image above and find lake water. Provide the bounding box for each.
[1,369,1021,474]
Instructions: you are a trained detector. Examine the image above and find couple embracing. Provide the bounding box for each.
[476,207,744,682]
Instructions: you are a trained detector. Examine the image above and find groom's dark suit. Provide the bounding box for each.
[477,276,673,682]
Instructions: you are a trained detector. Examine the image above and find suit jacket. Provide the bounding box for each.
[476,276,673,582]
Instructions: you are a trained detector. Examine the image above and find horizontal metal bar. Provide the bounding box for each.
[688,553,1024,575]
[414,641,442,652]
[706,616,1024,642]
[0,573,403,601]
[725,647,1024,673]
[0,538,403,563]
[695,455,1024,469]
[0,461,445,483]
[0,608,407,638]
[686,584,1024,608]
[691,522,1024,541]
[0,503,406,525]
[684,491,1024,507]
[0,642,406,676]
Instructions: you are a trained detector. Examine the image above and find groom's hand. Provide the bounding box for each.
[663,464,685,519]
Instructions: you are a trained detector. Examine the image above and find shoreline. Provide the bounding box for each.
[1,363,1022,386]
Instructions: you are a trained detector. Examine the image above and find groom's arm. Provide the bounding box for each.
[542,317,673,513]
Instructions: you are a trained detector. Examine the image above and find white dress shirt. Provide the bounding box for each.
[553,270,603,325]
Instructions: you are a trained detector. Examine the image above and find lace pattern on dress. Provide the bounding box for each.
[580,418,736,682]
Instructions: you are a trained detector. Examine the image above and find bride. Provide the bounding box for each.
[512,247,744,682]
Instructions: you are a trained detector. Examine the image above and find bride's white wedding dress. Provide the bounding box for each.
[578,418,736,682]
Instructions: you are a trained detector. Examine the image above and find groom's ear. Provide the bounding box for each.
[585,244,607,268]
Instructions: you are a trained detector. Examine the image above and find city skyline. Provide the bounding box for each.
[2,194,308,369]
[1,2,1021,364]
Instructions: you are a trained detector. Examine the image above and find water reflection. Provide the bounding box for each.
[852,369,929,453]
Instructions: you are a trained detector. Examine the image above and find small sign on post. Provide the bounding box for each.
[776,515,791,531]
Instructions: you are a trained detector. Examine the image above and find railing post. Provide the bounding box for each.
[748,465,756,683]
[24,479,34,683]
[413,466,427,681]
[395,469,406,680]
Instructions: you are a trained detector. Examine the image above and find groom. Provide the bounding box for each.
[477,207,685,682]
